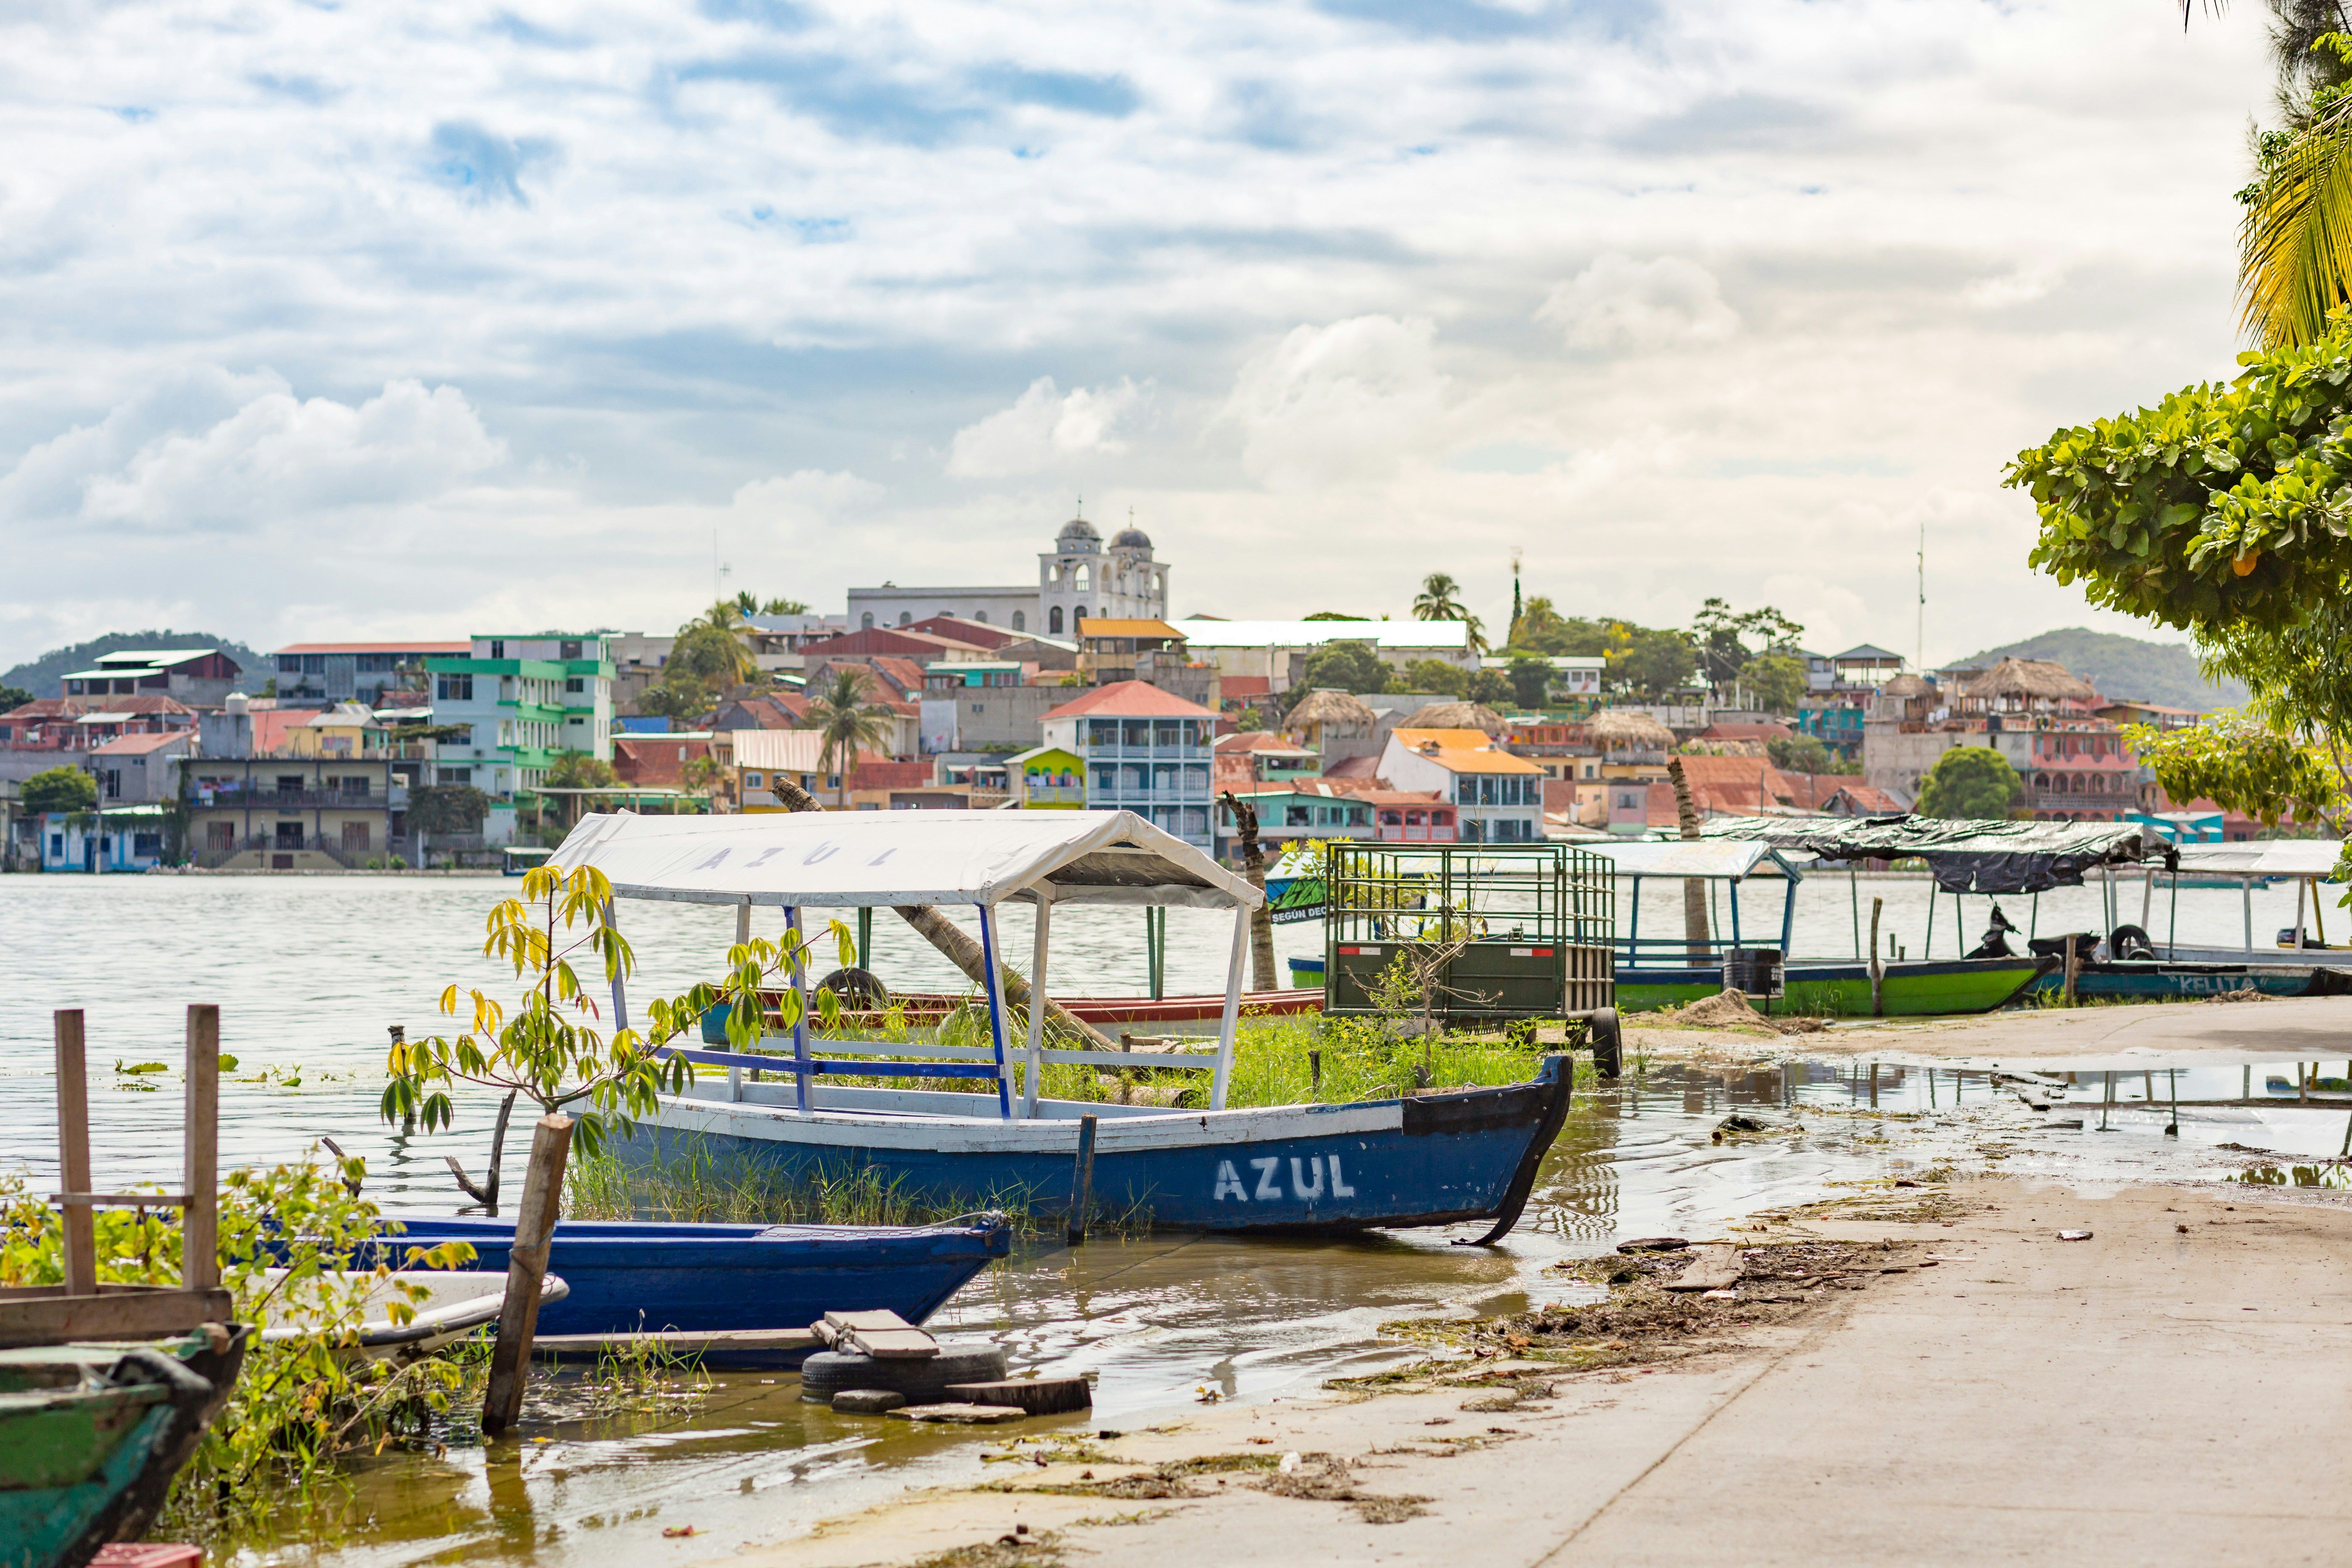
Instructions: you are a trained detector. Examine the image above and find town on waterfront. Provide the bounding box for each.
[16,3,2352,1568]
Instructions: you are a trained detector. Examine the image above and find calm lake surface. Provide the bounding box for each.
[1,870,2343,1566]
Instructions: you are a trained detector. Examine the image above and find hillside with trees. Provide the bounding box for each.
[2,630,266,699]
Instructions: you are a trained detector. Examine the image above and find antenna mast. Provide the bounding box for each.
[1915,521,1926,673]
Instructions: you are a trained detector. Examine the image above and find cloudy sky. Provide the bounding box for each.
[0,0,2275,669]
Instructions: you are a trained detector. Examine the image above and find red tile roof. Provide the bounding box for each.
[849,759,935,791]
[1042,680,1219,721]
[90,731,191,755]
[903,615,1016,650]
[796,627,988,661]
[612,735,711,788]
[1320,754,1384,780]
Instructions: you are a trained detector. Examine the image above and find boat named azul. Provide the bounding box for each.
[548,809,1580,1237]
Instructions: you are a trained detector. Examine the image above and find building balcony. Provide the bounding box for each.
[193,789,393,810]
[1024,785,1087,804]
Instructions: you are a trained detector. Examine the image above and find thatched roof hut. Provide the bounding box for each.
[1879,672,1935,698]
[1407,701,1508,737]
[1961,658,2095,711]
[1286,687,1378,736]
[1588,708,1676,751]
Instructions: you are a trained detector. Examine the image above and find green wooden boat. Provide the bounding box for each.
[1616,955,2055,1017]
[0,1325,248,1568]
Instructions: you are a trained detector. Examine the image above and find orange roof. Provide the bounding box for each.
[1077,619,1185,639]
[1390,727,1544,775]
[1042,680,1219,721]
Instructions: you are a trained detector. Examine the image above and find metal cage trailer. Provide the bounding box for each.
[1321,841,1615,1024]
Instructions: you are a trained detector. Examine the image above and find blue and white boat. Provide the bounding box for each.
[364,1216,1009,1338]
[550,809,1579,1238]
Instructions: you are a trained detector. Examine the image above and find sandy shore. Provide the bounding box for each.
[690,1177,2352,1567]
[1630,992,2352,1067]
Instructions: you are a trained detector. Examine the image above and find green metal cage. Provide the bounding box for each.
[1321,841,1616,1022]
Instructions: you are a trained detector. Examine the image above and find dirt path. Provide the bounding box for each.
[1633,992,2352,1066]
[701,1181,2352,1567]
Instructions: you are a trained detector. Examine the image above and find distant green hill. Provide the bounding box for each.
[1948,627,2245,713]
[2,631,266,700]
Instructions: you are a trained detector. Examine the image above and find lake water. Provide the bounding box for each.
[3,871,2345,1565]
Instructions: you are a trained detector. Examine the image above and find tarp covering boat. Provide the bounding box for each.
[2172,839,2347,879]
[548,808,1262,910]
[1699,814,2175,894]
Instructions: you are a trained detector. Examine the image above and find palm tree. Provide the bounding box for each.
[1412,572,1468,622]
[801,669,897,806]
[690,600,761,687]
[2186,2,2352,345]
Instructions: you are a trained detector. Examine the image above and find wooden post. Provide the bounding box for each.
[482,1114,573,1436]
[182,1005,220,1294]
[2062,935,2079,1006]
[1066,1114,1098,1247]
[54,1010,96,1297]
[1867,897,1884,1018]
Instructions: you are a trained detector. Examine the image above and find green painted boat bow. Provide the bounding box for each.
[1616,956,2055,1018]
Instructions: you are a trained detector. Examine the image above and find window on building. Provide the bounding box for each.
[301,654,326,674]
[439,765,471,785]
[436,673,474,701]
[861,612,875,630]
[489,641,505,659]
[566,677,585,693]
[343,776,370,797]
[342,822,370,852]
[561,640,582,660]
[974,611,989,624]
[1286,806,1310,826]
[1048,607,1063,634]
[1122,719,1151,748]
[206,822,234,851]
[745,771,763,788]
[898,613,912,627]
[1075,605,1088,624]
[1075,564,1090,592]
[278,654,302,674]
[1012,611,1026,632]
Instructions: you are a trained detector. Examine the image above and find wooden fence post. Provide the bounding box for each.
[55,1011,96,1297]
[183,1005,220,1294]
[2062,935,2080,1007]
[481,1114,572,1436]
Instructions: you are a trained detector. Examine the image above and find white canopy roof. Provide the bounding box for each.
[547,808,1262,910]
[2172,840,2347,880]
[1586,839,1795,881]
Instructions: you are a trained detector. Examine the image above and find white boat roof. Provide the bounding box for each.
[1587,839,1794,881]
[2171,840,2346,879]
[548,808,1262,910]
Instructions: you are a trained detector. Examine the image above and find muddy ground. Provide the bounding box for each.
[691,1175,2352,1567]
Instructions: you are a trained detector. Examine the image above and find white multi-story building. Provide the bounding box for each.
[1041,679,1217,851]
[844,512,1170,639]
[424,634,616,837]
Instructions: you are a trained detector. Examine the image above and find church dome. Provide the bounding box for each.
[1111,526,1152,551]
[1056,516,1101,552]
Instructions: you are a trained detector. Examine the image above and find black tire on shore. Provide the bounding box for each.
[2108,924,2156,962]
[799,1343,1009,1404]
[1587,1007,1622,1079]
[815,966,891,1006]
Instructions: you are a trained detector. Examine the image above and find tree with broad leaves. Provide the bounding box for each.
[1914,747,2027,821]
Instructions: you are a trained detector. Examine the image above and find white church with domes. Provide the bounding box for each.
[844,510,1168,637]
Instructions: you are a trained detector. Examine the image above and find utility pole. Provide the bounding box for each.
[1916,520,1926,674]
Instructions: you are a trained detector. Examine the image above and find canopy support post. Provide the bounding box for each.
[977,903,1014,1120]
[1627,875,1641,967]
[1023,896,1053,1118]
[1779,865,1797,959]
[2244,878,2255,955]
[2296,878,2308,950]
[1925,885,1935,957]
[1213,902,1247,1113]
[1728,878,1741,949]
[788,904,809,1113]
[2169,872,2180,959]
[603,899,628,1032]
[1850,868,1861,960]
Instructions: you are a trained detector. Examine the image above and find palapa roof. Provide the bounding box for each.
[1587,708,1676,749]
[1404,701,1508,736]
[1880,673,1935,698]
[1286,688,1378,730]
[1962,657,2095,703]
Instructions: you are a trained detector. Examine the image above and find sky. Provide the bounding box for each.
[0,0,2279,671]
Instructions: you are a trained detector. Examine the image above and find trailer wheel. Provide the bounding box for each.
[1587,1007,1622,1079]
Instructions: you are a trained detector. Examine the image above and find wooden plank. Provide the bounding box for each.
[885,1402,1025,1424]
[54,1010,95,1298]
[1664,1243,1744,1294]
[482,1114,572,1434]
[944,1377,1092,1416]
[181,1005,220,1294]
[0,1288,233,1348]
[841,1327,941,1360]
[822,1310,915,1333]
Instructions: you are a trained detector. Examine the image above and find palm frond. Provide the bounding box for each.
[2240,103,2352,345]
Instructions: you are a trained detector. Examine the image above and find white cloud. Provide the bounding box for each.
[1220,316,1451,489]
[3,378,503,533]
[946,378,1140,478]
[1538,255,1740,356]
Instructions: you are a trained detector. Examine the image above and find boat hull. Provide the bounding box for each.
[627,1055,1576,1236]
[367,1218,1010,1340]
[1614,956,2054,1017]
[2026,960,2352,1000]
[836,989,1323,1027]
[0,1326,248,1568]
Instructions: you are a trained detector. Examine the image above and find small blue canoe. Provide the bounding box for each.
[365,1216,1010,1340]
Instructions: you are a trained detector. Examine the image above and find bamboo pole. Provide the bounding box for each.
[54,1010,95,1297]
[482,1114,572,1436]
